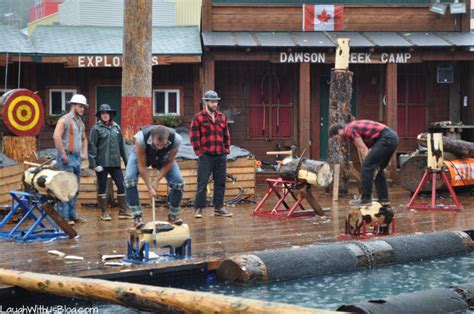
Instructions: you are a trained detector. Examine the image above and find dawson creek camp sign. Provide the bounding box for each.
[279,51,413,64]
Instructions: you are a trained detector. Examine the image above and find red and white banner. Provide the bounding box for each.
[303,4,344,32]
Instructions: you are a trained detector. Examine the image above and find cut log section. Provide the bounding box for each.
[278,158,333,188]
[23,168,78,202]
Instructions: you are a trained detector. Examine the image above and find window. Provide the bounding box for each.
[153,89,180,116]
[49,89,76,115]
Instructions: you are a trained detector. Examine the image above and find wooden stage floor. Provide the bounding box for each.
[0,183,473,289]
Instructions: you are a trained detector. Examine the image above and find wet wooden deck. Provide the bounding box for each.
[0,182,473,289]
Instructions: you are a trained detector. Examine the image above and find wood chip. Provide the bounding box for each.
[47,250,66,258]
[64,255,84,261]
[104,261,127,267]
[101,254,125,261]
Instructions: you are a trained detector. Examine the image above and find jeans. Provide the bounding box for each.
[56,152,81,220]
[361,128,399,202]
[97,167,125,195]
[124,152,184,217]
[194,153,227,209]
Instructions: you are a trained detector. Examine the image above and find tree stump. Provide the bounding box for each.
[3,136,37,163]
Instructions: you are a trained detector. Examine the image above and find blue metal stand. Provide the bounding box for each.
[124,233,192,265]
[0,191,68,242]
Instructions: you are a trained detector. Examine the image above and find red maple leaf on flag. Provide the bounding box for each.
[317,9,331,23]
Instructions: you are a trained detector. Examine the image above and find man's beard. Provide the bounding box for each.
[206,104,217,112]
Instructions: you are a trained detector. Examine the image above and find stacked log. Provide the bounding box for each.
[417,133,474,158]
[3,136,37,163]
[0,164,23,205]
[78,157,256,204]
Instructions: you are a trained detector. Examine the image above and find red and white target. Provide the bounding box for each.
[1,89,44,136]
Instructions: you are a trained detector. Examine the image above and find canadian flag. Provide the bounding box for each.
[303,4,344,32]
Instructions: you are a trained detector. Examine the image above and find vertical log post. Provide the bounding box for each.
[3,136,37,163]
[328,38,353,195]
[385,63,398,179]
[299,63,311,155]
[121,0,153,141]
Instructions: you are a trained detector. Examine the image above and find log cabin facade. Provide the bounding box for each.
[0,0,473,167]
[201,0,474,164]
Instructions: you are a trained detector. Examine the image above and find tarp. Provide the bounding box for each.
[0,153,17,168]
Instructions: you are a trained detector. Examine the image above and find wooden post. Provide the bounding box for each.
[299,63,311,155]
[121,0,153,141]
[328,38,353,195]
[0,268,322,314]
[203,53,215,93]
[385,63,398,179]
[332,164,340,202]
[201,0,213,32]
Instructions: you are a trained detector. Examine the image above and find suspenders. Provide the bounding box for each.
[66,114,83,153]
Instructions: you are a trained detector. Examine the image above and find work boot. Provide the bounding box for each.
[349,198,372,206]
[214,207,233,217]
[98,195,111,221]
[133,215,144,229]
[73,216,87,223]
[168,214,183,226]
[194,208,203,218]
[117,194,133,219]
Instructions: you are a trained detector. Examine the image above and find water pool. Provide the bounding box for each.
[194,252,474,310]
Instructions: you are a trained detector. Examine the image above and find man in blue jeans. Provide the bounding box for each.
[52,94,89,225]
[124,125,185,229]
[329,119,399,207]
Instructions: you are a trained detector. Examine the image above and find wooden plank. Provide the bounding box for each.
[385,63,398,180]
[42,202,78,238]
[0,165,24,177]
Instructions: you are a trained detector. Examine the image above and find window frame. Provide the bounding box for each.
[48,88,77,116]
[152,88,182,116]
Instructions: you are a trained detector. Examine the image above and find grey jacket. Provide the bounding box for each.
[88,121,128,168]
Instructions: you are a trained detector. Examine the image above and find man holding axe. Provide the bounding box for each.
[124,125,185,229]
[329,119,398,206]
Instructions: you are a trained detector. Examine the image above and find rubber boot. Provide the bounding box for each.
[117,194,133,219]
[98,194,111,221]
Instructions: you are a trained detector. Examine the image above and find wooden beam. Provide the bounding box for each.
[203,53,215,92]
[385,63,398,180]
[299,63,311,154]
[0,268,323,314]
[202,0,213,31]
[193,64,201,113]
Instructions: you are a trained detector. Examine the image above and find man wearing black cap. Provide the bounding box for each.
[88,104,132,221]
[190,90,233,218]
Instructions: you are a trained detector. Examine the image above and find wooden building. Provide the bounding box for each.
[201,0,474,163]
[0,24,202,149]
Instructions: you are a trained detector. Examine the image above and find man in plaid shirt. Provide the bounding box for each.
[329,119,399,206]
[190,90,233,218]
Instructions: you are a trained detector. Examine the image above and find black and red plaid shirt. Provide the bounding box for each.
[344,120,387,148]
[190,110,230,156]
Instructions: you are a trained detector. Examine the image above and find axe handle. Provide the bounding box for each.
[152,197,156,241]
[266,150,293,156]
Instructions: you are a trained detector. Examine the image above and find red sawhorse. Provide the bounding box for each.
[407,168,462,212]
[253,178,315,218]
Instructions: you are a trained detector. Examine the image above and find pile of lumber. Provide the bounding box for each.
[78,157,256,204]
[0,164,23,205]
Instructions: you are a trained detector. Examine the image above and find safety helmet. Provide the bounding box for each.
[202,90,221,101]
[95,104,116,117]
[69,94,88,107]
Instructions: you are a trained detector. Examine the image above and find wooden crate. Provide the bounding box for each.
[77,157,256,204]
[0,164,24,205]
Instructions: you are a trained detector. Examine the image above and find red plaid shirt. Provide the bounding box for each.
[344,120,387,148]
[190,110,230,156]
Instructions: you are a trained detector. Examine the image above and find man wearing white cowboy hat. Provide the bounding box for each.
[53,94,89,225]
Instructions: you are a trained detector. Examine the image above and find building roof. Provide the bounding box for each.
[202,31,474,49]
[0,26,35,54]
[0,25,202,56]
[30,25,202,55]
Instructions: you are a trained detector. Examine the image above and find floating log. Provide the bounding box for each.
[23,168,78,202]
[0,268,324,314]
[3,136,37,163]
[417,133,474,158]
[217,231,473,284]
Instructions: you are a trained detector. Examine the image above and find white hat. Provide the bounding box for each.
[69,94,88,107]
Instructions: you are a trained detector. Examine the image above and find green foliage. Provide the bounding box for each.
[152,114,183,128]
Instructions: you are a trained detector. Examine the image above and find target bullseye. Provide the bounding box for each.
[1,89,44,136]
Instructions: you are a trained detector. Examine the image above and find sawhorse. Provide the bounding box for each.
[0,191,77,242]
[253,178,316,218]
